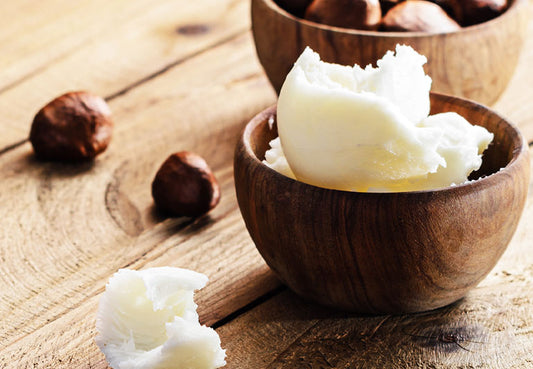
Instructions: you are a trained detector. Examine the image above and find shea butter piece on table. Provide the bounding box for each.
[276,45,493,192]
[96,267,226,369]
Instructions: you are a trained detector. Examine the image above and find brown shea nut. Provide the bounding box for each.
[305,0,382,30]
[151,151,220,217]
[29,91,113,162]
[381,0,461,32]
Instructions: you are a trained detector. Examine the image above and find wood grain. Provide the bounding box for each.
[219,283,533,368]
[0,0,251,150]
[0,33,278,367]
[0,174,280,368]
[234,97,530,313]
[252,0,529,105]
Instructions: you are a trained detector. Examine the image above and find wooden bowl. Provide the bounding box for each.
[234,93,530,314]
[252,0,529,105]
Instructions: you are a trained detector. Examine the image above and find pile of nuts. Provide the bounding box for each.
[276,0,508,32]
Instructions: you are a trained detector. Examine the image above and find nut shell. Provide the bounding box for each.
[29,91,113,161]
[305,0,382,30]
[381,0,461,32]
[152,151,220,217]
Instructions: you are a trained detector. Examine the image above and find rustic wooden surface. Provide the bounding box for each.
[0,0,532,368]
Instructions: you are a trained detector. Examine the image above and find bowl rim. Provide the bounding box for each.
[260,0,527,37]
[241,92,528,196]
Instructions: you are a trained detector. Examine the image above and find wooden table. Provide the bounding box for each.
[1,1,532,368]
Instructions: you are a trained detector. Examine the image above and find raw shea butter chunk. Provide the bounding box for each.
[263,137,296,179]
[266,45,493,192]
[96,267,226,369]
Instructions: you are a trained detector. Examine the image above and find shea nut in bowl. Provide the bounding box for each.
[234,95,529,314]
[252,0,528,105]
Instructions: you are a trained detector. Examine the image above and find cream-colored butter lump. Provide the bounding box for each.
[96,267,226,369]
[266,45,493,192]
[263,137,296,179]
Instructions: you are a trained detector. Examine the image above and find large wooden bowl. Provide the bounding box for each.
[234,93,530,314]
[252,0,529,105]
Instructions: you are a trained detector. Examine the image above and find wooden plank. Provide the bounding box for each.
[0,0,248,89]
[220,284,533,368]
[0,33,278,367]
[218,149,533,368]
[0,0,169,89]
[0,0,250,149]
[0,172,280,368]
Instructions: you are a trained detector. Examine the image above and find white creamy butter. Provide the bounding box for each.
[264,137,296,179]
[95,267,226,369]
[265,45,493,192]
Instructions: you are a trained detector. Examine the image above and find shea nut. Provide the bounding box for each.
[381,0,461,32]
[305,0,382,30]
[152,151,220,217]
[29,91,113,162]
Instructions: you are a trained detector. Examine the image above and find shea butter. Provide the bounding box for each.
[266,45,493,192]
[264,137,296,179]
[96,267,226,369]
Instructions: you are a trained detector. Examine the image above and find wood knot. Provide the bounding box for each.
[176,24,210,36]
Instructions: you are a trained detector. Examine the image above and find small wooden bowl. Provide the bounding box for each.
[234,93,530,314]
[252,0,528,105]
